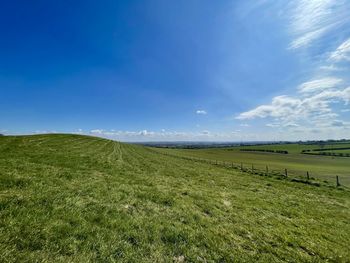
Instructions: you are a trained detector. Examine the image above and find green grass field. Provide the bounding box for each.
[156,143,350,187]
[239,142,350,154]
[320,149,350,154]
[1,134,350,262]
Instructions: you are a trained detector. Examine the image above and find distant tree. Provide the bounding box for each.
[0,134,4,136]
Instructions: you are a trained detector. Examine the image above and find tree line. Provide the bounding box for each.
[239,149,288,154]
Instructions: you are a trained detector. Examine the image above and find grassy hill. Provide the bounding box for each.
[155,143,350,187]
[0,134,350,262]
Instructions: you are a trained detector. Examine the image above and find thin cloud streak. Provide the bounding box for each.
[297,78,343,93]
[330,38,350,62]
[288,0,349,49]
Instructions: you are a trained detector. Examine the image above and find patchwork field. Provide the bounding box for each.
[0,134,350,262]
[156,143,350,187]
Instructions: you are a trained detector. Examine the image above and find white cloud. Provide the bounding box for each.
[139,130,156,136]
[237,85,350,130]
[329,38,350,62]
[90,129,104,134]
[196,110,207,115]
[237,95,301,120]
[139,130,148,136]
[297,78,343,93]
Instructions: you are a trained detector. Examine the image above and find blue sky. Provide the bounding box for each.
[1,0,349,141]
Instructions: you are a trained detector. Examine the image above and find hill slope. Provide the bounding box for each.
[0,134,349,262]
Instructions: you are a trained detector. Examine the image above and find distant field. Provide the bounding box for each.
[1,135,350,262]
[156,143,350,187]
[321,149,350,154]
[239,142,350,154]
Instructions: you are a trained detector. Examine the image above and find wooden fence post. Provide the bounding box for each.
[252,164,254,173]
[336,176,340,187]
[241,163,243,170]
[285,169,288,177]
[266,165,268,174]
[307,171,309,181]
[231,161,234,168]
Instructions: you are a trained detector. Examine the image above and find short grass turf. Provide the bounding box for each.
[0,134,350,262]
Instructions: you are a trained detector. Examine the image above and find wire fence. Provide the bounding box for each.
[152,149,347,189]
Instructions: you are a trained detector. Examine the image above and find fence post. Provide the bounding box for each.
[252,164,254,173]
[231,161,234,168]
[241,163,243,170]
[307,171,309,181]
[285,169,288,177]
[266,165,268,175]
[336,176,340,187]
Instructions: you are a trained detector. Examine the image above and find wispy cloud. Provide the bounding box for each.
[329,38,350,61]
[319,65,344,72]
[196,110,207,115]
[288,0,349,49]
[289,26,330,50]
[297,78,343,93]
